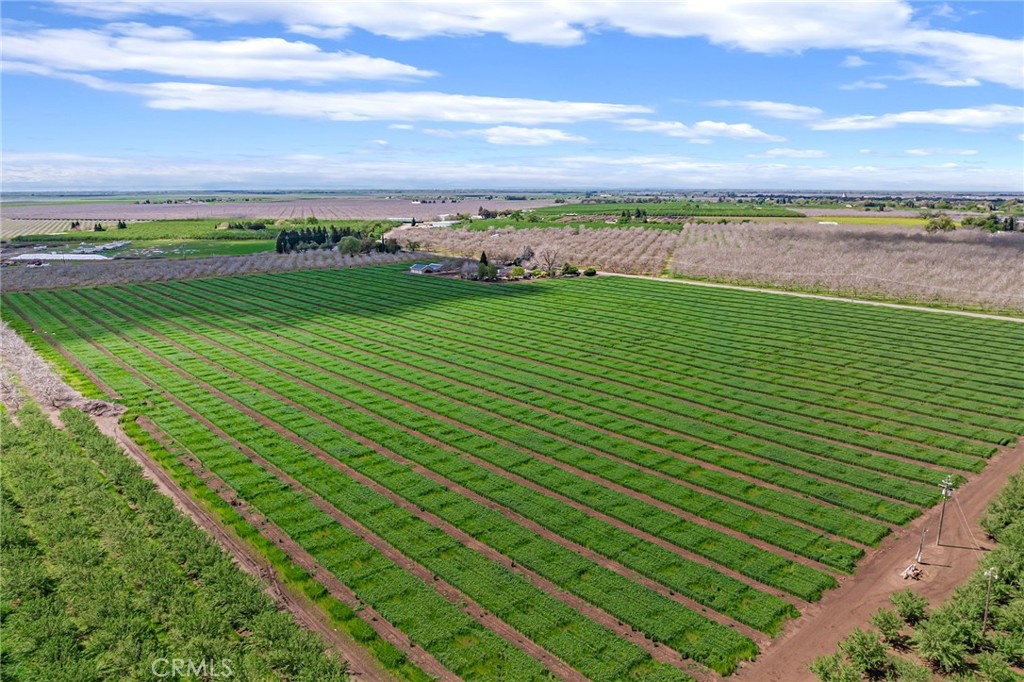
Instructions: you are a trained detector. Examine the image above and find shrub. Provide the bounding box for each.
[890,589,928,625]
[913,618,968,674]
[584,268,597,277]
[869,607,904,646]
[808,653,860,682]
[981,473,1024,540]
[838,628,888,678]
[924,214,956,232]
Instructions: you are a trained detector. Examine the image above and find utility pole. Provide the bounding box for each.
[937,475,956,546]
[981,567,998,636]
[916,528,928,563]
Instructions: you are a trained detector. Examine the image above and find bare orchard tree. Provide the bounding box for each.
[519,245,535,265]
[537,249,563,277]
[0,323,76,408]
[0,363,25,412]
[398,223,1024,310]
[0,250,419,293]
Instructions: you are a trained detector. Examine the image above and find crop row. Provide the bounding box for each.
[174,274,937,516]
[558,276,1024,399]
[348,267,1021,433]
[257,268,1006,460]
[123,280,890,546]
[625,274,1024,367]
[122,277,886,543]
[349,266,1021,425]
[19,290,721,679]
[100,281,862,574]
[581,271,1024,373]
[364,269,1022,434]
[222,273,966,487]
[87,282,837,604]
[59,285,801,633]
[3,294,568,682]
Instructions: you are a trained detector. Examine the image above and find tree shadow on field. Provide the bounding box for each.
[10,264,553,345]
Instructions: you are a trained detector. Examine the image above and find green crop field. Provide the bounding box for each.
[10,218,400,243]
[533,202,805,218]
[4,265,1022,681]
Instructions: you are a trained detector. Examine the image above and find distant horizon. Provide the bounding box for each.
[3,188,1022,198]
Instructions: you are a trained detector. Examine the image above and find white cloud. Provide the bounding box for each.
[424,126,589,145]
[476,126,588,146]
[898,62,980,87]
[6,149,1020,191]
[52,1,1024,88]
[34,73,650,124]
[927,3,957,21]
[388,123,414,130]
[621,118,784,141]
[707,100,823,121]
[1018,133,1024,142]
[840,80,888,90]
[812,104,1024,130]
[2,22,434,81]
[748,148,829,159]
[904,148,977,156]
[842,55,869,68]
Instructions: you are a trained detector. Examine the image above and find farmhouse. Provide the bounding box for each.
[409,262,444,274]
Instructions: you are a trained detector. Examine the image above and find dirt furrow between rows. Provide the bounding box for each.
[4,300,443,682]
[101,287,778,633]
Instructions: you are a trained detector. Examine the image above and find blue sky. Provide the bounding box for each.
[2,1,1022,191]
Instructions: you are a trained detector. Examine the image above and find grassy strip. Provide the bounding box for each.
[102,282,847,589]
[11,218,401,243]
[191,272,936,516]
[6,293,544,682]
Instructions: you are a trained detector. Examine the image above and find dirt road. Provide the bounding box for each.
[731,439,1023,682]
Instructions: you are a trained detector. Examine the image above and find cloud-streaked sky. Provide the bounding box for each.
[2,1,1022,190]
